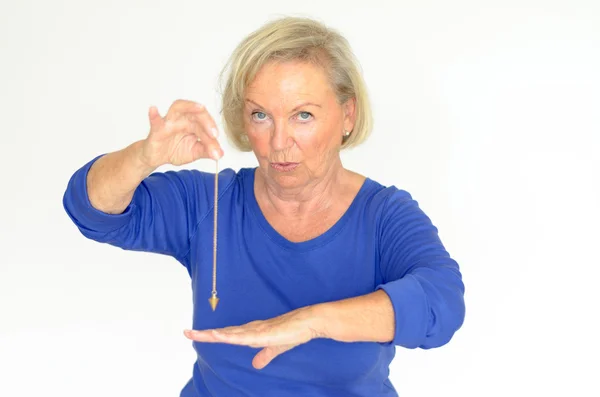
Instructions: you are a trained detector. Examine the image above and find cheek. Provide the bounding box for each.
[293,121,324,144]
[246,126,270,155]
[293,123,338,153]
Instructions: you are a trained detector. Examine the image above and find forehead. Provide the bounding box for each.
[245,60,334,104]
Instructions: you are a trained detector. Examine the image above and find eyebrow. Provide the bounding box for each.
[245,99,321,112]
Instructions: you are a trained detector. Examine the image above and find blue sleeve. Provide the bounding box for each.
[62,154,219,269]
[375,189,465,349]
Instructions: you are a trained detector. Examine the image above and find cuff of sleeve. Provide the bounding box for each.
[376,275,428,348]
[63,154,136,233]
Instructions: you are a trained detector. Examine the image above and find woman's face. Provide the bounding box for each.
[243,60,355,191]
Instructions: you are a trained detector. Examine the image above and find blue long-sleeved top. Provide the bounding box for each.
[63,155,465,397]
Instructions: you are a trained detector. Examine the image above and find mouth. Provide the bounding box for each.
[270,162,300,172]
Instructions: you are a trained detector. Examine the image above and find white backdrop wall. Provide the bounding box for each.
[1,1,598,396]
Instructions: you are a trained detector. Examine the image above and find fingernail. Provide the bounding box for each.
[212,149,221,160]
[195,103,204,110]
[211,127,219,138]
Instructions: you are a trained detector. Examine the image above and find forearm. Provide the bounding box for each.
[87,140,156,214]
[312,290,395,344]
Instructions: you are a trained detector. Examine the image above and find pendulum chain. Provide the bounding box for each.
[209,159,220,311]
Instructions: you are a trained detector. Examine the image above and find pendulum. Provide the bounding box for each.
[209,159,220,311]
[209,159,219,311]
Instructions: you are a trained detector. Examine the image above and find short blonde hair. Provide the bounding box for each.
[219,16,373,151]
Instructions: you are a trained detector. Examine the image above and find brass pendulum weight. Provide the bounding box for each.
[209,159,219,311]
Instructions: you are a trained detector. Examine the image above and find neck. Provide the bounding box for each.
[255,159,347,218]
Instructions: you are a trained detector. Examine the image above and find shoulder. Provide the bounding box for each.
[359,177,433,235]
[361,177,415,214]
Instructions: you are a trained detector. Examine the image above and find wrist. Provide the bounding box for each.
[129,140,158,178]
[306,303,334,340]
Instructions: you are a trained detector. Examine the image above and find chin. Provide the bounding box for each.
[261,165,306,189]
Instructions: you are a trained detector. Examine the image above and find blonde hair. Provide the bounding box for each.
[219,16,373,151]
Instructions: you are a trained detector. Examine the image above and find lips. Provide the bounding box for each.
[270,162,299,172]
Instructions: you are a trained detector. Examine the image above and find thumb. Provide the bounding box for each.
[252,344,295,370]
[148,106,164,131]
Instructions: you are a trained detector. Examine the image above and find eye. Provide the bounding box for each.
[251,111,267,121]
[298,111,313,121]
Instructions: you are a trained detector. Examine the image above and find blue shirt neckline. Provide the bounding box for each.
[242,167,374,252]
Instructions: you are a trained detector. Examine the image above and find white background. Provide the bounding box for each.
[1,0,599,396]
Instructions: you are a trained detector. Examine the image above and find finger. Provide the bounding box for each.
[183,327,249,343]
[187,111,220,150]
[192,329,261,346]
[148,106,165,132]
[212,328,278,347]
[167,99,206,118]
[253,345,296,370]
[164,102,221,159]
[188,114,222,160]
[191,138,222,161]
[184,323,248,338]
[183,329,222,343]
[216,324,257,334]
[164,118,201,139]
[162,116,215,156]
[188,108,220,139]
[190,141,211,162]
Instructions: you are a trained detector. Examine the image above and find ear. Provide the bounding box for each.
[342,97,357,135]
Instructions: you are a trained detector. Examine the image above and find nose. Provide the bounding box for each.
[270,121,294,151]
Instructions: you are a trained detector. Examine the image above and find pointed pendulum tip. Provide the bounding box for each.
[209,293,219,311]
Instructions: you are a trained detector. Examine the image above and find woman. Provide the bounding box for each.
[63,16,465,397]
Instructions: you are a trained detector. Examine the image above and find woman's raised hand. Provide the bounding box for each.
[140,100,224,168]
